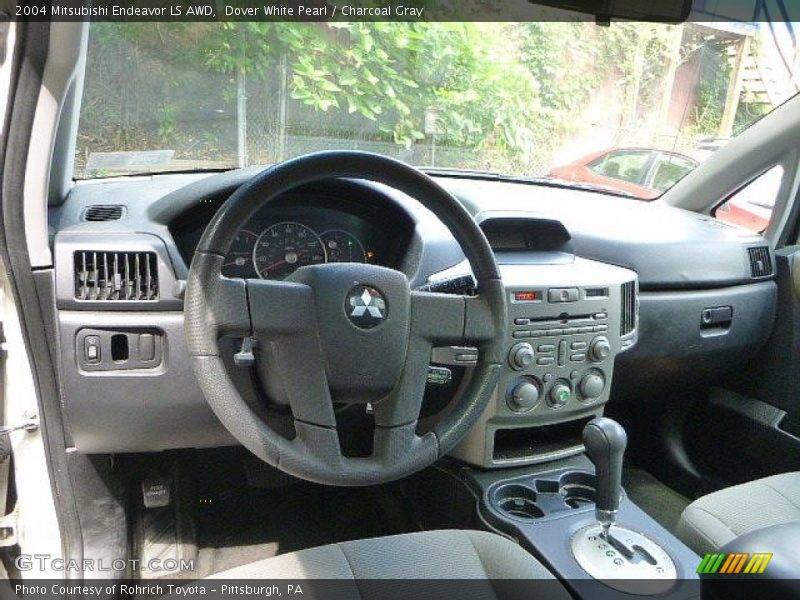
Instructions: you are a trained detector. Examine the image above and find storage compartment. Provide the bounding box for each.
[111,333,129,362]
[489,469,597,521]
[493,417,592,461]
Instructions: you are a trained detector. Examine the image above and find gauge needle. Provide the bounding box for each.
[261,259,288,274]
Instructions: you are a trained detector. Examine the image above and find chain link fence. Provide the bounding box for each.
[75,24,737,179]
[241,65,510,172]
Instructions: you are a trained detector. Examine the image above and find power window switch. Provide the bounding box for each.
[84,336,101,363]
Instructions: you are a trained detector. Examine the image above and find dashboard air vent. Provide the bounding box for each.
[82,205,125,222]
[74,251,158,301]
[620,281,636,336]
[748,246,773,278]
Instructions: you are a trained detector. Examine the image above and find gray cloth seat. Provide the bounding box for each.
[207,529,571,598]
[677,472,800,555]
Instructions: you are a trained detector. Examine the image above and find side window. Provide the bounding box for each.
[589,151,651,184]
[650,154,696,192]
[713,165,784,233]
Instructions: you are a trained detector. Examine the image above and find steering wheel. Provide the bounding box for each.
[185,151,507,485]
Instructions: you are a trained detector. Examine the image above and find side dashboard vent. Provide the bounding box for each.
[620,280,636,336]
[82,205,125,222]
[74,251,158,301]
[748,246,773,278]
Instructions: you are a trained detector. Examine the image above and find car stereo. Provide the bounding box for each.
[449,257,638,468]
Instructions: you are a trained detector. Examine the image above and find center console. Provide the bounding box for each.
[467,417,702,599]
[432,217,699,597]
[449,217,638,468]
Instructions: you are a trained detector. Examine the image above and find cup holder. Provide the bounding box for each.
[559,471,596,509]
[489,470,598,521]
[493,484,544,520]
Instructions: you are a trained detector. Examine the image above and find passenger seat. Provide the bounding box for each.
[676,472,800,555]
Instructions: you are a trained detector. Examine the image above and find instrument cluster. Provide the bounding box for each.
[221,208,377,280]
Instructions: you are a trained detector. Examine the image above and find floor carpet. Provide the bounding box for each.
[190,480,409,577]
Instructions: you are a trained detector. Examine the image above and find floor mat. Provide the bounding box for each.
[622,468,690,532]
[192,481,407,577]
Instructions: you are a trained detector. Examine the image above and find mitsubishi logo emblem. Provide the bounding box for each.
[346,286,387,329]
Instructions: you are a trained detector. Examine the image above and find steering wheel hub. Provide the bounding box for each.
[286,263,410,403]
[346,285,387,328]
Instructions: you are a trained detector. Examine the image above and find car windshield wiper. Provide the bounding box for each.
[75,166,234,181]
[539,177,643,199]
[422,168,642,199]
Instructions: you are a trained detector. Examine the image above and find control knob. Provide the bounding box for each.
[588,336,611,363]
[548,381,571,408]
[579,371,605,401]
[508,378,541,412]
[508,342,535,371]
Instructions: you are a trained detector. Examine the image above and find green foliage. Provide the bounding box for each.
[683,36,733,138]
[158,104,178,139]
[734,100,772,134]
[77,21,729,177]
[197,22,543,156]
[690,85,725,137]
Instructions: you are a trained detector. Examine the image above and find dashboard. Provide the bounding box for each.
[49,169,778,458]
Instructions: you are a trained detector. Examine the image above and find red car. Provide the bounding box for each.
[712,165,783,232]
[714,197,772,232]
[550,147,778,232]
[548,147,698,200]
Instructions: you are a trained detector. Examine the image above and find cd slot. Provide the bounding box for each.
[523,313,607,327]
[530,319,593,329]
[530,313,592,322]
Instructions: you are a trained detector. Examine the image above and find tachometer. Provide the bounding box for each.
[253,222,327,279]
[222,229,259,278]
[319,229,367,264]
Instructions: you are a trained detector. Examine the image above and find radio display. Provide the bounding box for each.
[514,291,541,302]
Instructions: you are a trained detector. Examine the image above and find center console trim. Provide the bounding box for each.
[465,458,701,600]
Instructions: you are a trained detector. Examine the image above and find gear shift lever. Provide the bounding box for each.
[583,416,627,539]
[573,417,677,591]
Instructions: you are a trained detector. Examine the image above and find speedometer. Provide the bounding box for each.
[252,222,327,279]
[319,229,367,264]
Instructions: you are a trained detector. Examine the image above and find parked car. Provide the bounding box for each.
[715,196,773,231]
[548,147,698,200]
[713,164,784,232]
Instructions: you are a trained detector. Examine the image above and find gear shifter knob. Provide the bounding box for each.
[583,416,627,536]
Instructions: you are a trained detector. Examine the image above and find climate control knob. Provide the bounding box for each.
[508,342,535,371]
[548,381,571,409]
[579,371,605,401]
[508,378,541,413]
[588,336,611,362]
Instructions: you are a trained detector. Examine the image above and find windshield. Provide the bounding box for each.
[75,21,798,200]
